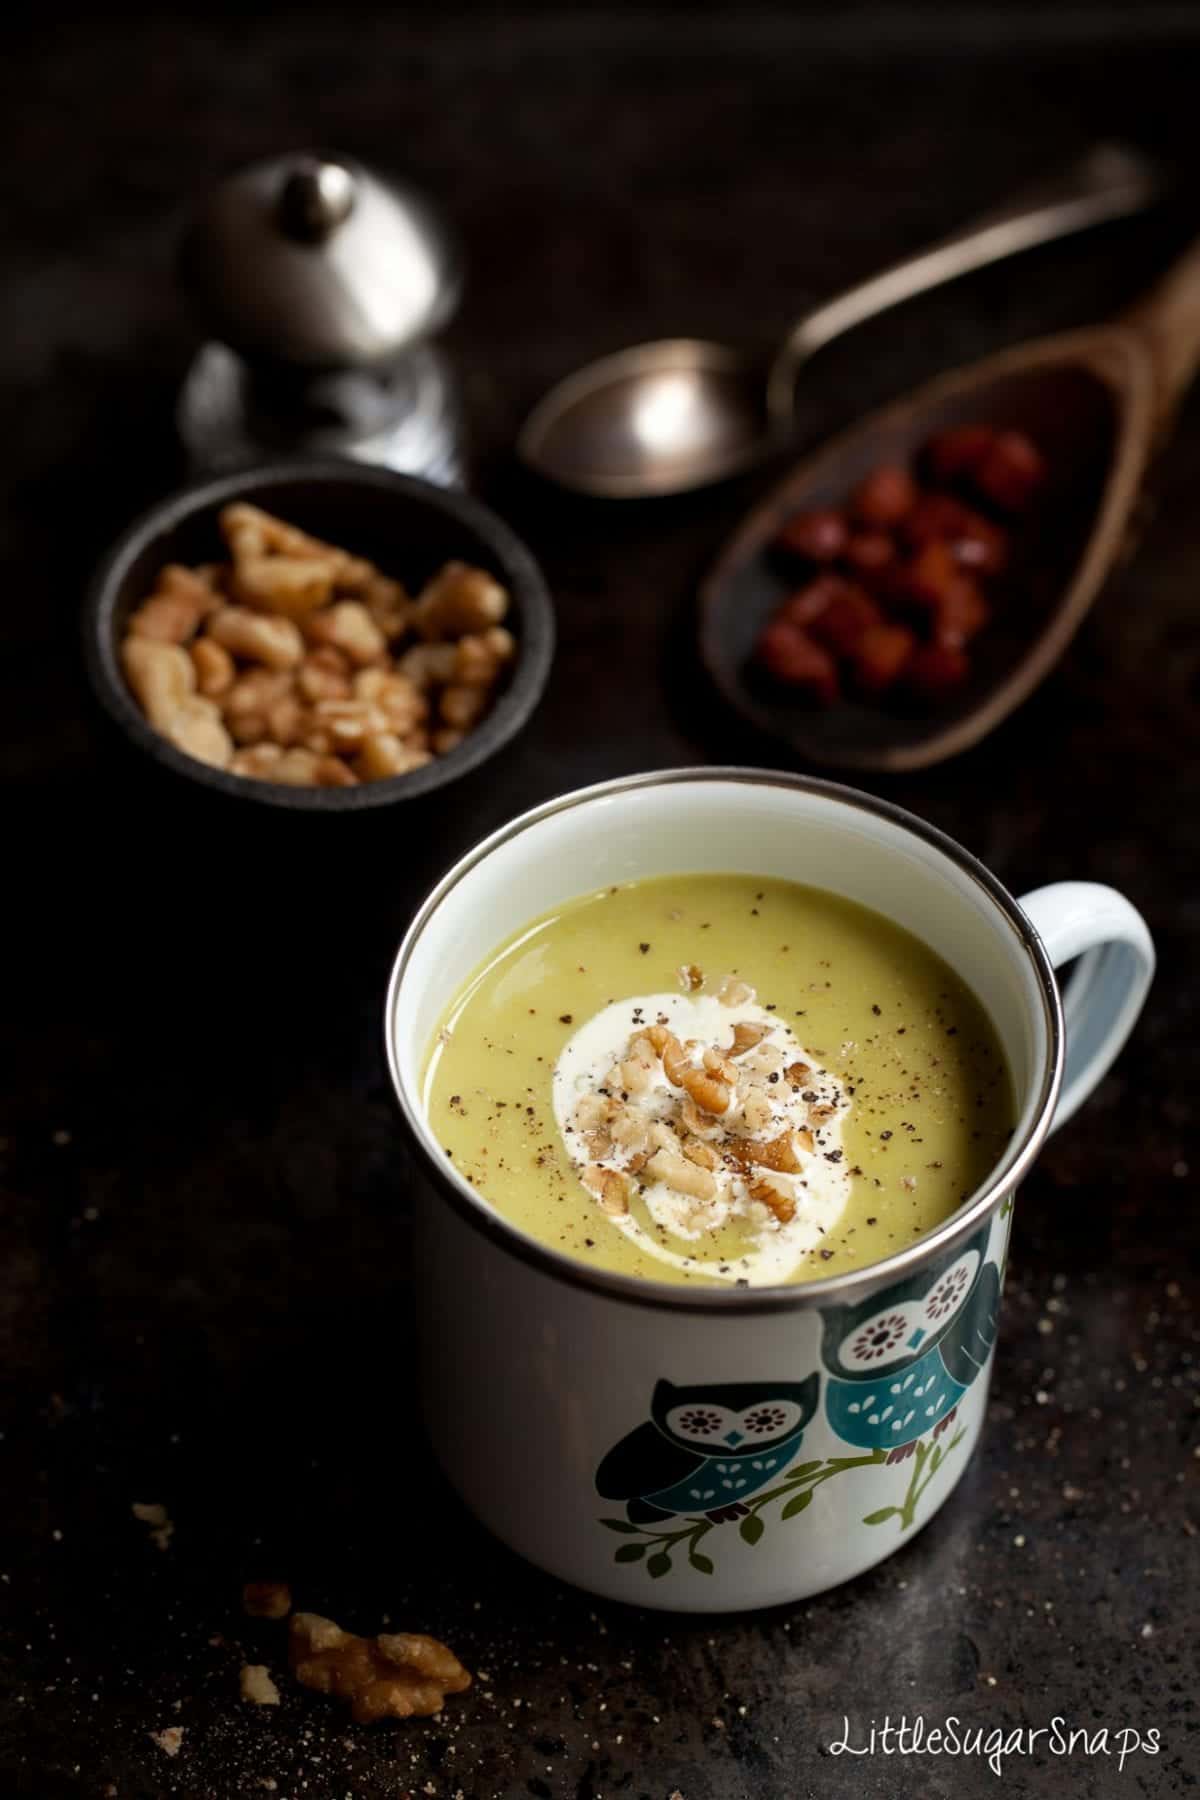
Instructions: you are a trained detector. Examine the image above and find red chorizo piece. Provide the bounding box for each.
[774,508,849,563]
[851,464,919,528]
[755,618,840,703]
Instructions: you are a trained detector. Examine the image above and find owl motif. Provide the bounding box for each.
[595,1375,819,1523]
[821,1224,1001,1453]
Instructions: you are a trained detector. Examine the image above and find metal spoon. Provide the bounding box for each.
[518,145,1162,498]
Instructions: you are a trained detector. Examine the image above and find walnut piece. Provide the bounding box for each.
[220,501,373,588]
[581,1164,629,1215]
[305,601,388,667]
[190,636,235,697]
[122,640,233,770]
[240,1663,281,1706]
[413,561,508,639]
[646,1147,717,1201]
[748,1174,797,1224]
[233,554,337,619]
[641,1025,732,1116]
[209,607,305,671]
[288,1612,470,1723]
[131,1500,174,1552]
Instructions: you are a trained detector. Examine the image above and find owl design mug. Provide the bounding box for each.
[385,770,1154,1611]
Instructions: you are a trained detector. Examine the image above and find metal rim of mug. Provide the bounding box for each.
[384,767,1064,1315]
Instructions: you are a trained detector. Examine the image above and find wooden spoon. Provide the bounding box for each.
[699,237,1200,772]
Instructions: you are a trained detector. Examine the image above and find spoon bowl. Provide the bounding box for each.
[518,339,765,497]
[700,329,1155,770]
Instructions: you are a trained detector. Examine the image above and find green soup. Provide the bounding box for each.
[423,875,1013,1287]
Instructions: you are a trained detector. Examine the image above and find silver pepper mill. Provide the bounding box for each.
[177,151,464,482]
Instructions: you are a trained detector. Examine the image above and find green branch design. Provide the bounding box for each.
[861,1427,967,1532]
[600,1426,969,1576]
[599,1447,886,1577]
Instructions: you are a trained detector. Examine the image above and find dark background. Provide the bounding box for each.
[2,4,1198,1796]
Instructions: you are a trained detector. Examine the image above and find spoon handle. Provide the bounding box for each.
[1123,236,1200,434]
[766,143,1163,428]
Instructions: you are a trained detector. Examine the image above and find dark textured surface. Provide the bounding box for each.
[3,7,1198,1797]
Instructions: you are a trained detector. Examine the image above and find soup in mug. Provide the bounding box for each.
[423,875,1013,1287]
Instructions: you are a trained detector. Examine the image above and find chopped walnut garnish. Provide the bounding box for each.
[573,1093,612,1131]
[581,1164,629,1214]
[716,975,755,1006]
[701,1051,737,1089]
[748,1174,798,1224]
[289,1612,471,1723]
[609,1107,648,1153]
[643,1026,733,1116]
[679,1094,722,1140]
[726,1130,808,1174]
[682,1136,720,1171]
[243,1580,292,1620]
[618,1056,652,1095]
[678,963,704,992]
[646,1147,718,1201]
[785,1061,812,1085]
[737,1087,774,1135]
[240,1663,281,1706]
[567,990,850,1263]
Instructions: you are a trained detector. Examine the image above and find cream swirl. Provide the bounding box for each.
[552,989,853,1284]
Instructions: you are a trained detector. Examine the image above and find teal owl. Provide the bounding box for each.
[595,1375,819,1523]
[821,1224,1001,1458]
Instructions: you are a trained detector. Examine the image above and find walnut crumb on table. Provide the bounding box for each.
[131,1501,173,1552]
[288,1611,471,1723]
[148,1726,184,1757]
[240,1663,281,1706]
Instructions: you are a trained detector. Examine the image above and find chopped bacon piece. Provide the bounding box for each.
[899,539,961,611]
[755,619,840,703]
[903,494,1008,577]
[924,424,996,485]
[779,572,852,628]
[842,532,896,584]
[851,623,916,694]
[774,508,849,563]
[971,430,1047,513]
[851,464,918,528]
[809,585,883,658]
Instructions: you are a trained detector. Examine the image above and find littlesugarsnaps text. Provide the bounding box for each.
[829,1714,1161,1778]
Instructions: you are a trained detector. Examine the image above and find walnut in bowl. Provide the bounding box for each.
[84,464,554,811]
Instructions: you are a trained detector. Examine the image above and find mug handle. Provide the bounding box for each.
[1018,883,1155,1132]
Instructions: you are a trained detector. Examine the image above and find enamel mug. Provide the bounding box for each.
[384,770,1154,1611]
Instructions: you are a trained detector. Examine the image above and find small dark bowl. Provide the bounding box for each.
[83,461,555,811]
